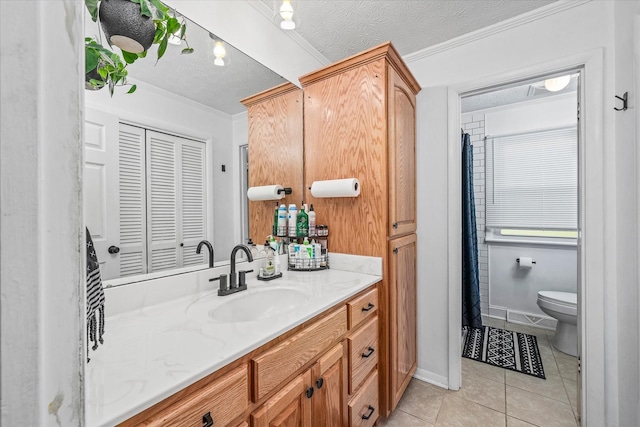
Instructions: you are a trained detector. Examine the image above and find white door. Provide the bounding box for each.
[84,108,120,279]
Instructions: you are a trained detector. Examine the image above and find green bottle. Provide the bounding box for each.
[296,201,309,237]
[272,202,278,236]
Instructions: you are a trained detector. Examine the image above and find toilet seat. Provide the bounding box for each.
[537,291,577,316]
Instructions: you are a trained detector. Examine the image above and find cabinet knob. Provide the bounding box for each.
[202,411,213,427]
[362,347,375,358]
[393,222,398,229]
[306,386,314,398]
[108,245,120,254]
[393,248,399,254]
[361,405,375,420]
[362,302,375,312]
[316,377,324,389]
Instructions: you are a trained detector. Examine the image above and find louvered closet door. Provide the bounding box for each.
[118,124,147,277]
[180,139,207,267]
[146,130,207,272]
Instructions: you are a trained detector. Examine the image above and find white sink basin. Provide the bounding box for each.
[205,288,311,323]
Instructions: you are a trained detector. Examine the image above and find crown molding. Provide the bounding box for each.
[403,0,592,64]
[245,0,331,67]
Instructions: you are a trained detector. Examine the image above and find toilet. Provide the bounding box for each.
[536,291,578,357]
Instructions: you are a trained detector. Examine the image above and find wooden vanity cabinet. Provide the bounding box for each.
[121,285,379,427]
[389,234,417,409]
[240,82,303,241]
[300,42,420,417]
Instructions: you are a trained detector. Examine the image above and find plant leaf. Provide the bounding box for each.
[85,49,99,73]
[153,25,164,44]
[127,85,137,94]
[121,50,139,64]
[149,0,169,19]
[179,24,186,40]
[181,47,194,55]
[137,0,153,18]
[166,17,180,35]
[85,0,99,21]
[157,37,168,61]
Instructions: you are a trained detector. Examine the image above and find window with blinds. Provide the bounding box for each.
[119,124,207,276]
[485,126,577,233]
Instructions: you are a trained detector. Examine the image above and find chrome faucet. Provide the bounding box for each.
[196,240,214,268]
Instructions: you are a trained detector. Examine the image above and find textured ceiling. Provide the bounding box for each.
[84,14,287,115]
[266,0,557,61]
[85,0,560,114]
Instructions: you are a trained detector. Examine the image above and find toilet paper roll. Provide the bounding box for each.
[247,185,285,201]
[310,178,360,198]
[518,257,533,268]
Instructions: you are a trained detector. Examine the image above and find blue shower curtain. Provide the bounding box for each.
[462,132,483,329]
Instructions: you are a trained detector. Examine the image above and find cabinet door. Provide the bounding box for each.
[389,234,417,411]
[312,343,347,427]
[388,69,417,238]
[251,370,312,427]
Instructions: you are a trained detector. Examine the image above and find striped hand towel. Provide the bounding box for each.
[86,227,105,362]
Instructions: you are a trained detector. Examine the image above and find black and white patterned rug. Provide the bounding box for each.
[462,326,546,379]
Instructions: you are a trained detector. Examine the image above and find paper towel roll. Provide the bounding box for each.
[310,178,360,198]
[247,185,285,201]
[517,257,533,268]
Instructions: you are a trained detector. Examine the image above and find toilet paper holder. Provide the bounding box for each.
[516,258,536,264]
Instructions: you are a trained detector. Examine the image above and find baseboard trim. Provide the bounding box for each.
[413,368,449,389]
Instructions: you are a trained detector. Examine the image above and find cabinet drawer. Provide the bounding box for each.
[141,365,248,427]
[348,370,378,427]
[252,306,347,401]
[347,316,378,394]
[347,287,378,330]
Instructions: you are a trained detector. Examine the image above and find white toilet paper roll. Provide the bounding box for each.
[518,257,533,268]
[247,185,285,201]
[310,178,360,198]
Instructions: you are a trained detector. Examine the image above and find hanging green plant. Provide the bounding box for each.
[85,37,136,95]
[84,0,193,95]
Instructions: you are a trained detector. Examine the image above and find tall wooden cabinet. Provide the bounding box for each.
[241,82,304,242]
[300,42,420,415]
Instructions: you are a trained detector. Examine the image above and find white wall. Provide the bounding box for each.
[1,1,84,425]
[86,84,237,263]
[489,244,577,318]
[408,1,638,425]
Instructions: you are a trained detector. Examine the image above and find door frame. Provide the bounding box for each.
[446,48,605,426]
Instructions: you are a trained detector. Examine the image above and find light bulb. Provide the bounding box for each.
[544,75,571,92]
[213,41,226,66]
[279,0,295,30]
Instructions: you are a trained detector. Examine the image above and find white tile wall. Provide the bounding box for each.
[462,114,488,314]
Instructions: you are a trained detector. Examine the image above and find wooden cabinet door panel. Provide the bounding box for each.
[312,343,347,427]
[389,234,417,411]
[388,69,417,238]
[251,370,312,427]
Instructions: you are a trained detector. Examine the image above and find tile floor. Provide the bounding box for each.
[379,318,580,427]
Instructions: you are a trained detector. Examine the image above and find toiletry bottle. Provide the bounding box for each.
[272,203,278,236]
[277,204,287,236]
[288,204,297,237]
[308,204,316,236]
[263,240,275,276]
[296,200,309,237]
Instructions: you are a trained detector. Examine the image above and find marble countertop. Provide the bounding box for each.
[85,263,381,426]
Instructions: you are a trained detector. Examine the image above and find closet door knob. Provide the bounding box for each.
[108,245,120,254]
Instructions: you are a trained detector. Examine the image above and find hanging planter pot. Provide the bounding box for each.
[99,0,155,54]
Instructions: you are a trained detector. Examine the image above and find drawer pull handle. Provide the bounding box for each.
[306,386,314,398]
[202,412,213,427]
[316,377,324,389]
[362,405,375,420]
[362,303,375,312]
[362,347,375,358]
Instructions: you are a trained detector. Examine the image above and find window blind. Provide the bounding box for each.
[485,127,577,230]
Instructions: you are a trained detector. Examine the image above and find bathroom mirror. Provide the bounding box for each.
[84,8,291,283]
